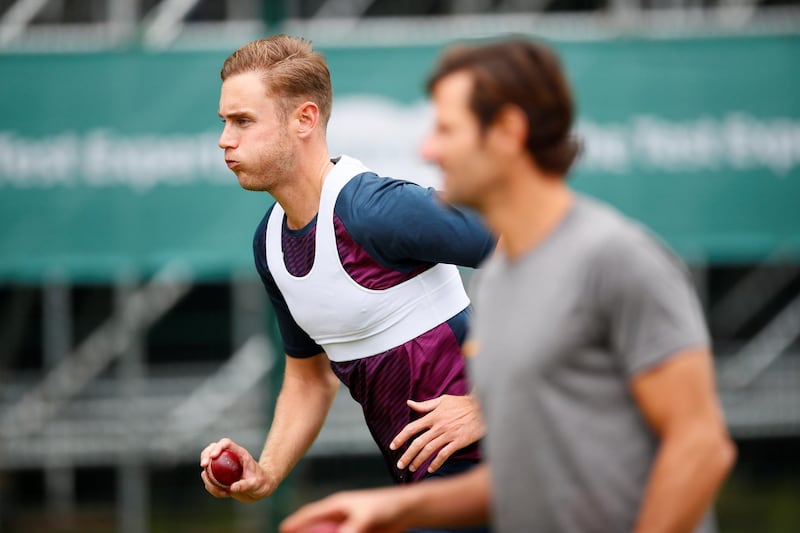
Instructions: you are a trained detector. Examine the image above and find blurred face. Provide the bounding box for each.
[218,72,296,191]
[420,71,501,209]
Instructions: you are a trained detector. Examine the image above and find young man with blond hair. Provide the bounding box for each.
[200,35,493,533]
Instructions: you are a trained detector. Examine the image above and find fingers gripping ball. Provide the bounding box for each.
[207,449,243,488]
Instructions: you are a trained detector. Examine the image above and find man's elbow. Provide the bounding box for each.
[700,424,737,485]
[716,430,737,481]
[323,370,341,402]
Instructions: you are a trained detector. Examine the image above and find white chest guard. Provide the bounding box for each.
[265,155,470,362]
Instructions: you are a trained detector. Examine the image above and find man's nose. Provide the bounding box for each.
[419,132,438,163]
[218,125,236,149]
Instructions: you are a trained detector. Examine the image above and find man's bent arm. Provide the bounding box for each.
[250,353,340,500]
[631,348,736,533]
[280,463,492,533]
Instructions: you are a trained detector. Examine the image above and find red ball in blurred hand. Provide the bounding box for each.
[208,449,243,488]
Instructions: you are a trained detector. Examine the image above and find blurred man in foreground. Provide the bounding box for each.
[281,37,736,533]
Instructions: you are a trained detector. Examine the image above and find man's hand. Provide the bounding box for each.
[279,487,410,533]
[280,464,491,533]
[390,394,485,474]
[200,437,275,503]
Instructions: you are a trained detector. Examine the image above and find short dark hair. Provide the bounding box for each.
[427,38,580,175]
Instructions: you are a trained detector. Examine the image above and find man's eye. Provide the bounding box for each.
[219,118,250,126]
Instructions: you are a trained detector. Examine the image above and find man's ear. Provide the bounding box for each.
[294,101,320,138]
[489,104,528,155]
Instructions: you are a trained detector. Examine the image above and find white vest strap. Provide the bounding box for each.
[265,155,469,362]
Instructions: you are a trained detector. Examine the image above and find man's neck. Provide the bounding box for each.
[485,173,573,262]
[271,150,334,230]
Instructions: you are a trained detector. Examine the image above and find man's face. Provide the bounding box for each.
[218,71,296,191]
[420,71,500,209]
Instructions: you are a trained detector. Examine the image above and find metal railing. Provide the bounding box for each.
[1,0,798,52]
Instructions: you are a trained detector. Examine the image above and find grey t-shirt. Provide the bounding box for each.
[471,195,713,533]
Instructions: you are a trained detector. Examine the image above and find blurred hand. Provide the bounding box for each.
[390,394,485,474]
[279,488,408,533]
[199,437,275,503]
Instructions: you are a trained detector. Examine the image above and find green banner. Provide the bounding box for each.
[1,35,798,282]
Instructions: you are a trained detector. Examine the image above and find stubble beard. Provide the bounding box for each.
[238,136,297,193]
[443,169,494,213]
[441,170,477,210]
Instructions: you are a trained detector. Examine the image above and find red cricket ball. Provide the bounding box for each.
[208,449,243,488]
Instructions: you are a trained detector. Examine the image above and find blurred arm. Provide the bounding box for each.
[338,177,495,269]
[631,348,736,533]
[280,463,492,533]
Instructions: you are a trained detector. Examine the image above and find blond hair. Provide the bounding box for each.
[221,35,332,126]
